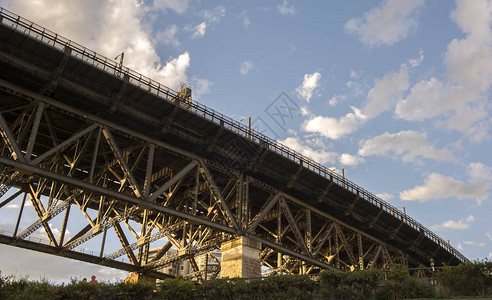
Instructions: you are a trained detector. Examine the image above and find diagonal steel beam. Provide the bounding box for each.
[102,127,143,199]
[198,159,239,232]
[0,189,23,208]
[0,156,236,235]
[0,112,26,163]
[313,223,335,258]
[31,123,99,166]
[112,220,138,265]
[335,225,357,267]
[246,193,281,234]
[148,160,198,202]
[279,198,311,257]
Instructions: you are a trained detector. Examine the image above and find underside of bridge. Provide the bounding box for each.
[0,8,466,280]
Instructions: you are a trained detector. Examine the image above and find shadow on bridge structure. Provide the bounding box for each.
[0,7,466,281]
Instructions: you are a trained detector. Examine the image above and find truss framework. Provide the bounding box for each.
[0,83,416,279]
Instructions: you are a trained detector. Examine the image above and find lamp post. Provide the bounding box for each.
[329,167,345,188]
[239,117,251,137]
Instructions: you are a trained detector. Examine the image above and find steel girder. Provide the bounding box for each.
[0,83,416,279]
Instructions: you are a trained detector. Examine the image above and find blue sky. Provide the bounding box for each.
[1,0,491,281]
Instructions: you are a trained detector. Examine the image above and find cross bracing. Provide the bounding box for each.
[0,7,466,280]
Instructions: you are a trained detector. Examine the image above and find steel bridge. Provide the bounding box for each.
[0,8,466,280]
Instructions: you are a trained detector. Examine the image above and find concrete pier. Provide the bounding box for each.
[220,236,261,278]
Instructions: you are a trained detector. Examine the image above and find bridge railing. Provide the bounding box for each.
[0,8,467,263]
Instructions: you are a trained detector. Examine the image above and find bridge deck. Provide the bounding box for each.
[0,7,466,272]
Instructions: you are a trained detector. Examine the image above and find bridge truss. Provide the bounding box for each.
[0,8,465,280]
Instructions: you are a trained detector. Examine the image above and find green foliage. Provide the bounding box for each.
[375,264,436,300]
[114,281,155,299]
[159,278,195,300]
[319,269,380,300]
[250,275,317,300]
[437,259,492,297]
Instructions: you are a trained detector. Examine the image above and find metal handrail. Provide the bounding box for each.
[0,7,467,263]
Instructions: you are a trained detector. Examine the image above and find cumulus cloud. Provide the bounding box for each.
[300,52,419,140]
[191,77,213,99]
[361,67,409,119]
[279,137,337,164]
[396,77,488,142]
[375,192,394,201]
[329,94,347,107]
[296,72,321,102]
[155,24,180,47]
[345,0,424,46]
[400,163,491,205]
[189,22,207,39]
[392,0,491,141]
[302,106,366,140]
[153,0,189,14]
[278,0,296,16]
[430,215,475,231]
[339,153,365,166]
[445,0,492,91]
[358,130,455,163]
[198,5,226,23]
[240,61,255,75]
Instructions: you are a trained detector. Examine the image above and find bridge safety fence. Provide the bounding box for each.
[0,8,466,263]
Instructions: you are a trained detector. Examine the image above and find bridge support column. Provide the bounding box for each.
[220,236,261,278]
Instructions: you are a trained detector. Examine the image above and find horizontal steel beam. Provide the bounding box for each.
[0,156,236,235]
[0,233,170,279]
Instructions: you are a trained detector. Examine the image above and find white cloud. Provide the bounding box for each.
[486,233,492,241]
[395,77,488,141]
[468,162,492,181]
[278,0,296,16]
[240,11,251,29]
[345,0,424,46]
[302,53,418,140]
[328,94,347,107]
[153,0,189,14]
[358,130,455,163]
[240,60,255,75]
[430,215,475,232]
[445,0,492,92]
[463,241,485,247]
[376,192,394,201]
[155,24,180,47]
[396,78,477,121]
[279,137,337,165]
[191,77,213,98]
[199,5,226,23]
[400,163,491,205]
[339,153,365,166]
[5,204,19,209]
[296,72,321,102]
[190,22,207,39]
[302,106,366,140]
[361,67,409,119]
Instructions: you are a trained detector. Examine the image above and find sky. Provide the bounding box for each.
[0,0,491,281]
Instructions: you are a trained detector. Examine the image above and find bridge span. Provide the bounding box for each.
[0,8,466,280]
